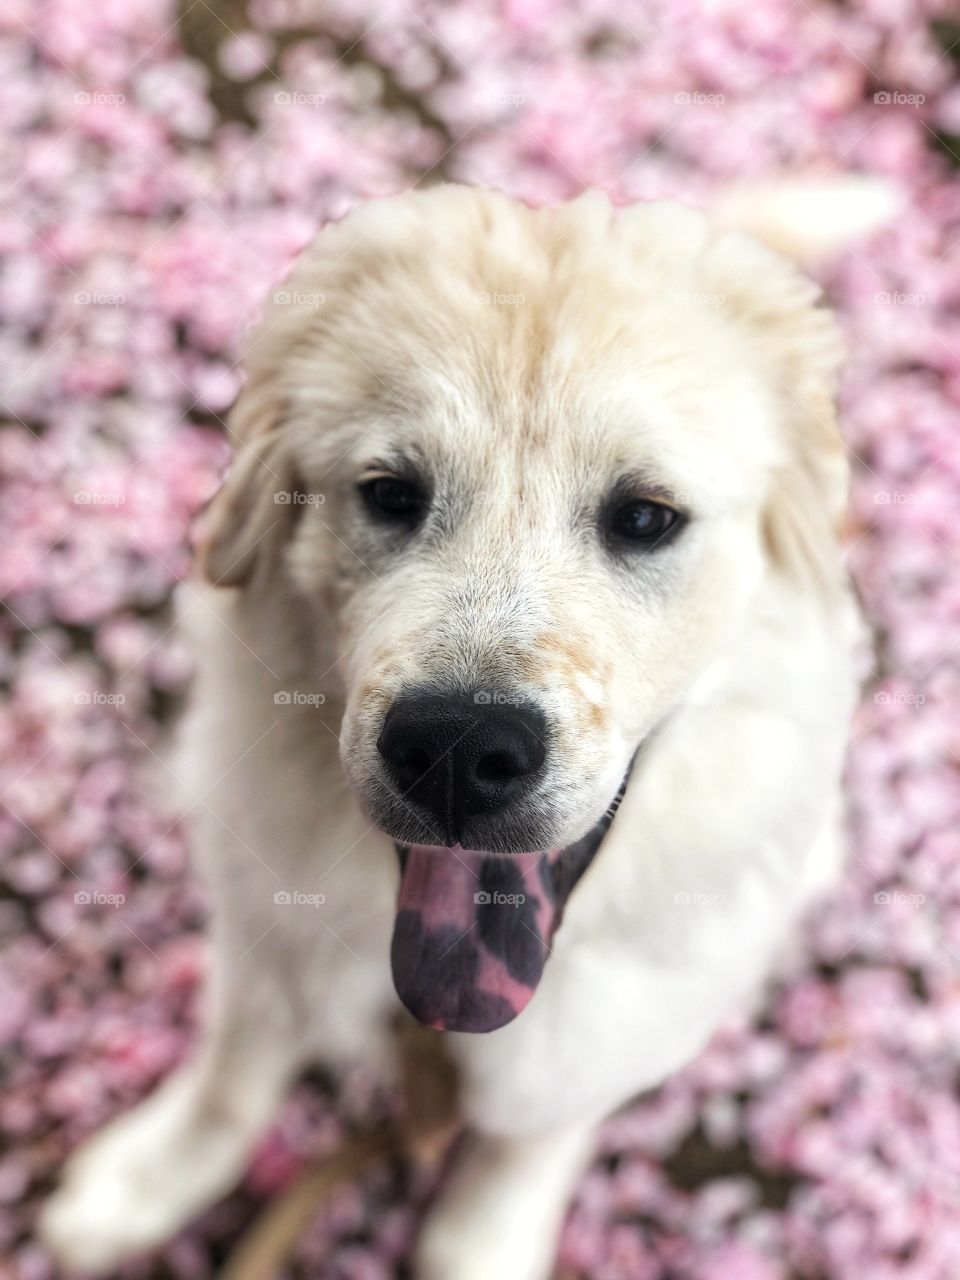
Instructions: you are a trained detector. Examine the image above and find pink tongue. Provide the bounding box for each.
[390,844,559,1033]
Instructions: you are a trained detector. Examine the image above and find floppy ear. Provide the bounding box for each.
[704,229,849,596]
[706,175,902,595]
[760,292,849,596]
[197,378,299,588]
[759,361,848,594]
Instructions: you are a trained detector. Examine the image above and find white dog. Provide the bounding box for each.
[43,182,883,1279]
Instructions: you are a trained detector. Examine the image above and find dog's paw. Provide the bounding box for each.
[39,1077,267,1272]
[38,1100,213,1273]
[39,1141,181,1273]
[415,1212,555,1280]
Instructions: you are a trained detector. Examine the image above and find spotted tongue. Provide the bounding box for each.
[390,845,559,1033]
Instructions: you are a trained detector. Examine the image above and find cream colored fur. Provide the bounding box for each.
[42,182,876,1279]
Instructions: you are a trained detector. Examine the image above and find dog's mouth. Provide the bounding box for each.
[389,773,630,1034]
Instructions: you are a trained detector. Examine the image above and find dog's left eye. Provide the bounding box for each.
[359,476,427,524]
[607,499,682,548]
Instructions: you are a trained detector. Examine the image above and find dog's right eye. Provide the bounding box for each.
[359,476,427,525]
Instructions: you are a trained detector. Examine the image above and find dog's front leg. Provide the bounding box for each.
[40,952,300,1274]
[416,1122,595,1280]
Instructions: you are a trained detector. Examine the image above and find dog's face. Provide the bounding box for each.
[289,325,780,857]
[202,186,846,859]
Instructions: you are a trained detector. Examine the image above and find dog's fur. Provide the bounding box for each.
[42,184,870,1279]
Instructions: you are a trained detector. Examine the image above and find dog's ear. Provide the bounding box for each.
[705,229,849,596]
[759,355,848,595]
[197,379,298,588]
[704,175,901,595]
[759,291,848,597]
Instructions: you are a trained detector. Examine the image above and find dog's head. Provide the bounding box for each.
[199,185,848,1030]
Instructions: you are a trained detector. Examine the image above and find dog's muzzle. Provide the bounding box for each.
[376,689,548,848]
[369,686,633,1034]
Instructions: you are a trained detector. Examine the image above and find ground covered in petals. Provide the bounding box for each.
[3,1,960,1277]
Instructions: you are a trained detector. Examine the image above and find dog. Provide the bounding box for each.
[42,181,883,1279]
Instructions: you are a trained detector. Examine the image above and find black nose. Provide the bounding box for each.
[376,691,547,844]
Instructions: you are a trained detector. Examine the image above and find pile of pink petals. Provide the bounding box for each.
[2,0,960,1276]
